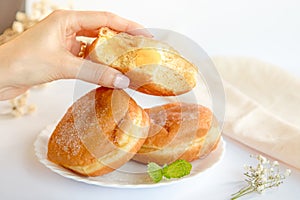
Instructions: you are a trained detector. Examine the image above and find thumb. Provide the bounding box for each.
[62,56,130,88]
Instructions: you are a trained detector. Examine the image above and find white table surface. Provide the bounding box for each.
[1,0,300,199]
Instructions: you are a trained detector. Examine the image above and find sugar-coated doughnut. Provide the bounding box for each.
[47,87,149,176]
[133,102,221,165]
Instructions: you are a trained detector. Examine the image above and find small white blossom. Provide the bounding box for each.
[260,175,267,183]
[257,155,268,164]
[257,163,264,173]
[243,164,250,170]
[272,161,279,166]
[284,169,292,177]
[257,185,265,193]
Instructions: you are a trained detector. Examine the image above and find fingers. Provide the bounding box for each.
[44,10,150,87]
[57,10,152,37]
[62,55,130,88]
[72,11,142,32]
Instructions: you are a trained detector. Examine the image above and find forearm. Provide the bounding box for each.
[0,42,13,89]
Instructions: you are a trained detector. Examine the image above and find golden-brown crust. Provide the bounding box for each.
[199,119,221,158]
[47,87,149,176]
[133,102,218,165]
[87,27,197,96]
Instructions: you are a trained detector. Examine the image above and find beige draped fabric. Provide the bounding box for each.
[212,57,300,169]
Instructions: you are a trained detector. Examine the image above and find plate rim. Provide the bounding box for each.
[34,123,226,189]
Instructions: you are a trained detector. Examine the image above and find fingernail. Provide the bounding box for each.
[130,29,153,38]
[113,74,130,88]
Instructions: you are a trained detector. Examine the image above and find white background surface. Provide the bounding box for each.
[26,0,300,76]
[1,0,300,200]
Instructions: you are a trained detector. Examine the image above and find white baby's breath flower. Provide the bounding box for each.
[243,164,249,170]
[276,173,281,178]
[231,154,291,200]
[272,161,279,166]
[257,163,264,173]
[260,175,267,183]
[285,169,292,177]
[257,185,265,193]
[257,155,268,164]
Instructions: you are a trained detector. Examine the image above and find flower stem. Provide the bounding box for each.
[231,184,254,200]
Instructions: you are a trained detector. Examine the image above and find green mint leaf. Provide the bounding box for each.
[162,159,192,179]
[147,162,163,183]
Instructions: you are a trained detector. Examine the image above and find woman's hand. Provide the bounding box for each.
[0,10,148,100]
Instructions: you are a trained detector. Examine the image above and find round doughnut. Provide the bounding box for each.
[47,87,150,177]
[86,27,198,96]
[133,102,221,165]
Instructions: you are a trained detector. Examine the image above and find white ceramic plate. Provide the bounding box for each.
[34,123,225,188]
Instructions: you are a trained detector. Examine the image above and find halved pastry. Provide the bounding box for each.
[87,27,198,96]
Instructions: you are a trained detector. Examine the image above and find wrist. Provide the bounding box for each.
[0,43,14,86]
[0,41,28,100]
